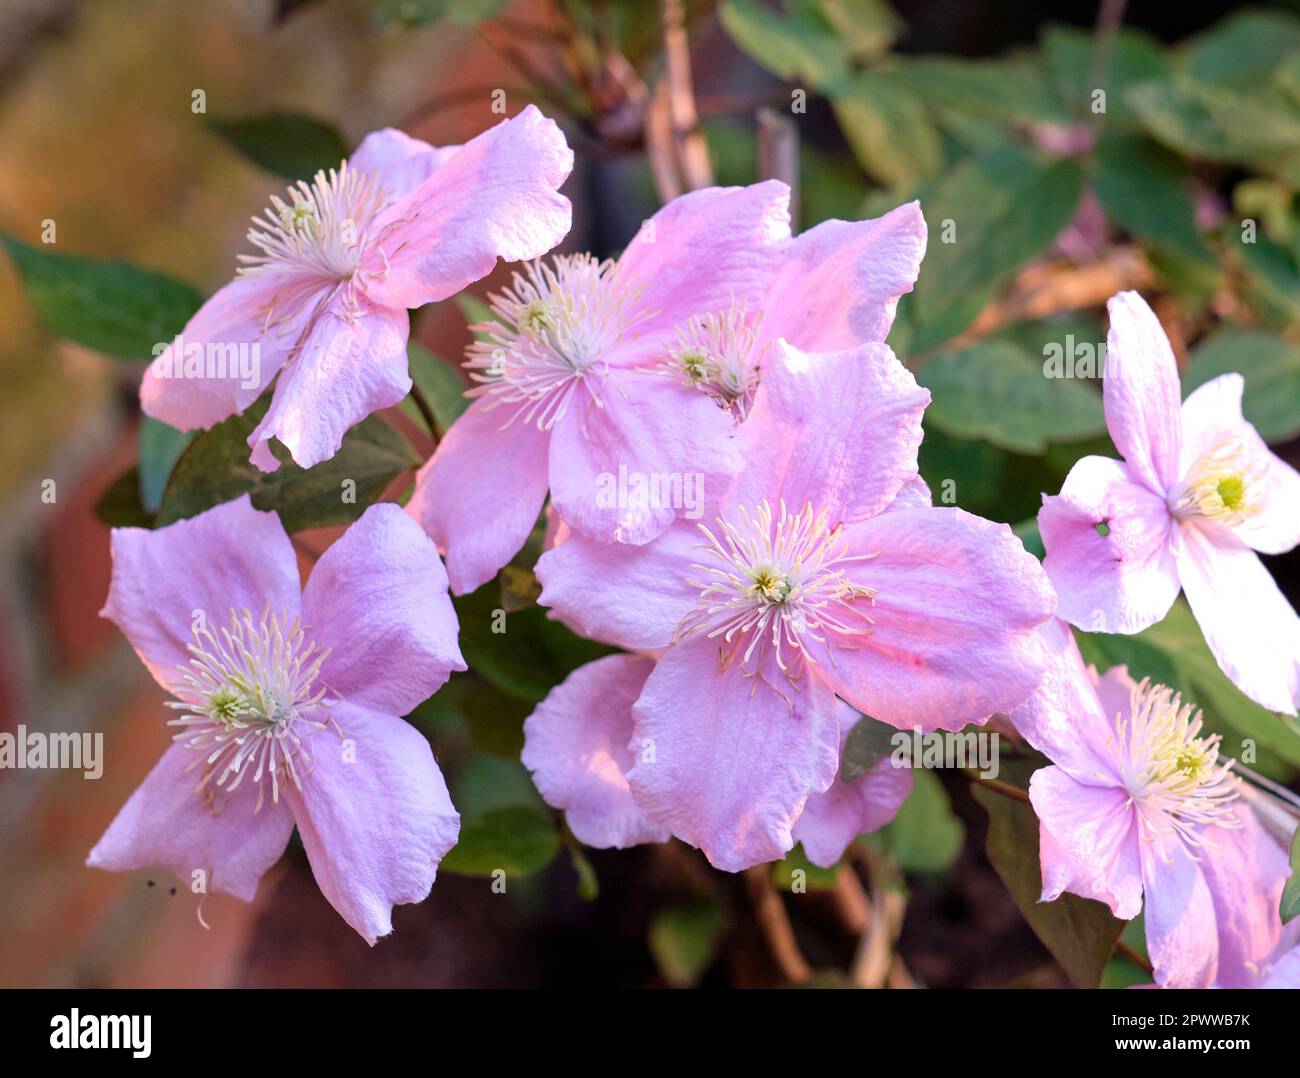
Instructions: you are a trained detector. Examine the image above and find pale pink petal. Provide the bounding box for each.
[1173,521,1300,715]
[140,273,313,431]
[1030,765,1143,919]
[535,516,700,651]
[1091,662,1139,727]
[1009,620,1124,786]
[521,654,671,849]
[1039,454,1180,634]
[301,503,464,716]
[1179,372,1300,555]
[758,201,926,350]
[884,474,933,510]
[247,298,411,471]
[611,181,790,344]
[727,340,927,524]
[547,370,741,544]
[87,742,294,902]
[1141,840,1218,988]
[1199,805,1289,988]
[361,106,573,311]
[627,637,840,872]
[1103,291,1183,495]
[284,702,459,945]
[101,495,301,691]
[408,397,551,595]
[1263,945,1300,988]
[813,507,1055,732]
[349,128,460,203]
[793,705,913,868]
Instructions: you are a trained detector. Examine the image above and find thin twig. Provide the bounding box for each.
[963,768,1032,803]
[1116,938,1153,976]
[744,866,812,984]
[408,383,440,441]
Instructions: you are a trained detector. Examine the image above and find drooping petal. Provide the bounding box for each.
[1179,372,1300,555]
[1039,454,1181,634]
[812,507,1055,732]
[140,273,314,431]
[284,702,459,945]
[1103,291,1183,495]
[627,636,840,872]
[535,516,701,652]
[1008,620,1125,786]
[408,397,552,595]
[757,201,926,350]
[361,105,573,311]
[726,340,927,525]
[87,742,295,902]
[1198,805,1289,988]
[1030,765,1143,919]
[1172,521,1300,715]
[348,127,460,203]
[521,654,671,849]
[101,494,301,691]
[610,180,790,347]
[1141,839,1218,988]
[793,705,913,868]
[547,370,741,545]
[301,503,465,716]
[246,298,411,471]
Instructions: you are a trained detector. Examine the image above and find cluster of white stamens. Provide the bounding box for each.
[660,301,764,418]
[675,500,877,686]
[168,607,334,811]
[238,163,388,321]
[1111,678,1240,860]
[1170,437,1262,527]
[465,255,653,430]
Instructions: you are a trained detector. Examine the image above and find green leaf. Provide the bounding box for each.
[817,0,899,61]
[840,713,899,781]
[771,843,840,891]
[829,73,943,190]
[94,468,154,529]
[719,0,847,87]
[1092,132,1207,260]
[460,681,531,758]
[869,769,963,874]
[1281,829,1300,924]
[209,113,349,181]
[157,394,418,532]
[916,340,1105,454]
[440,805,560,878]
[1185,10,1300,88]
[399,343,468,435]
[911,147,1083,345]
[137,418,195,514]
[1040,24,1167,123]
[648,899,727,987]
[374,0,508,28]
[3,234,202,360]
[888,55,1072,126]
[1185,328,1300,442]
[973,782,1125,988]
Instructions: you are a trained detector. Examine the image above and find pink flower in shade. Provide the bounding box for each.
[1039,291,1300,715]
[408,184,926,594]
[519,653,911,866]
[141,107,573,473]
[1011,619,1294,987]
[87,495,466,944]
[533,340,1054,871]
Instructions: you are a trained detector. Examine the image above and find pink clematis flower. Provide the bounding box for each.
[520,653,911,864]
[87,495,466,944]
[142,107,573,472]
[1039,291,1300,714]
[534,340,1054,870]
[409,183,926,594]
[1011,619,1293,987]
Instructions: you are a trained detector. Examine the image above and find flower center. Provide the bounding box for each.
[238,163,387,309]
[674,500,877,686]
[1170,437,1262,527]
[167,607,334,810]
[465,254,653,431]
[1112,678,1239,858]
[660,301,764,418]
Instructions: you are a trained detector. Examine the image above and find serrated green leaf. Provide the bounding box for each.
[1185,328,1300,442]
[209,113,349,180]
[440,804,559,878]
[973,782,1125,988]
[3,234,202,360]
[157,394,418,532]
[649,899,727,987]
